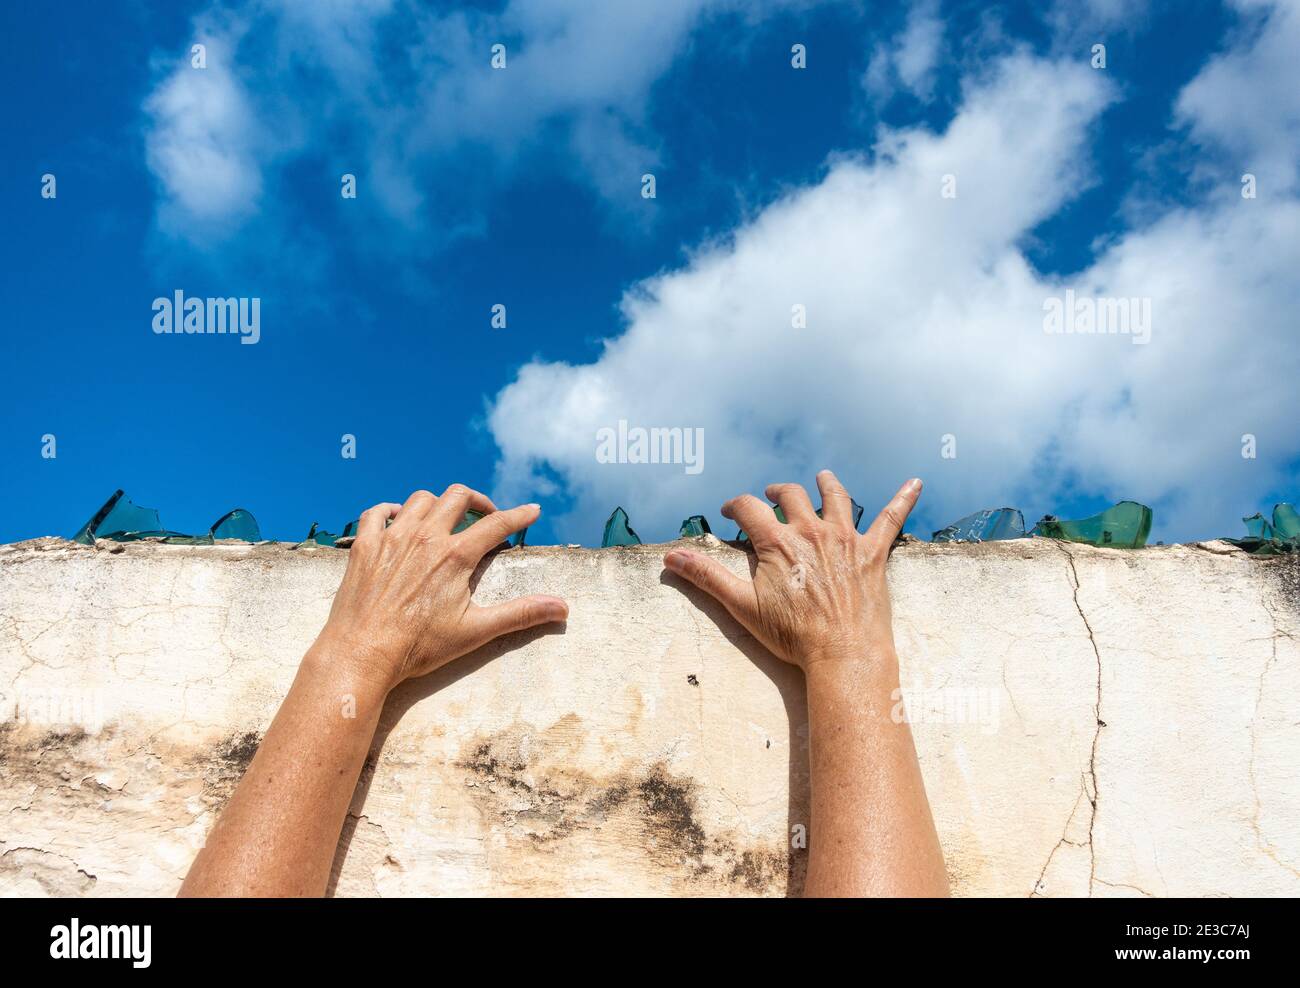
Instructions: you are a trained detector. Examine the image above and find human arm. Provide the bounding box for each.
[178,484,568,897]
[662,471,948,897]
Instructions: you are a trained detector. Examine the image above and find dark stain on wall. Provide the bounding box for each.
[456,721,794,894]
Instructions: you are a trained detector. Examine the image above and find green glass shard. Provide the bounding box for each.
[73,490,165,544]
[1242,513,1274,540]
[737,498,865,542]
[341,520,359,538]
[678,515,711,537]
[163,507,259,544]
[210,509,260,542]
[72,490,259,545]
[451,509,483,534]
[933,508,1027,543]
[1225,503,1300,554]
[1273,503,1300,539]
[300,522,339,547]
[1030,501,1153,548]
[602,507,641,547]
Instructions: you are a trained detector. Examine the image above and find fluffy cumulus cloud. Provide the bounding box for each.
[142,0,825,240]
[488,21,1300,543]
[141,0,1300,543]
[1176,0,1300,193]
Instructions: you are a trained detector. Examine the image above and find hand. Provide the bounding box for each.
[663,471,921,674]
[313,485,568,694]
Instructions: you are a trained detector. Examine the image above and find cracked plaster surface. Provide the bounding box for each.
[1,535,1297,897]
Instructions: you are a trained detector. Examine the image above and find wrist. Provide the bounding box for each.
[802,639,900,688]
[302,632,399,706]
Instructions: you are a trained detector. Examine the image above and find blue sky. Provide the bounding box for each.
[2,0,1297,546]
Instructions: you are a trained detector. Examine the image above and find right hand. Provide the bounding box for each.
[663,471,921,675]
[313,485,568,695]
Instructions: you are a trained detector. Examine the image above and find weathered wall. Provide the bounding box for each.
[0,534,1297,897]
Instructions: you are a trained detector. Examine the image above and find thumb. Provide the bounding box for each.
[467,594,568,646]
[663,549,757,627]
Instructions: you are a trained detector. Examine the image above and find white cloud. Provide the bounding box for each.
[864,0,944,101]
[1044,0,1153,42]
[142,0,827,238]
[487,39,1300,544]
[143,23,267,238]
[1176,0,1300,194]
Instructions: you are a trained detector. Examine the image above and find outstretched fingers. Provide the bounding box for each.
[815,469,855,529]
[765,482,818,525]
[722,493,782,546]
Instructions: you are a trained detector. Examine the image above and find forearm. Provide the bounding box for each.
[803,648,949,897]
[179,643,389,897]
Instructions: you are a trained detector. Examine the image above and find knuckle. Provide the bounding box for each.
[685,558,709,588]
[443,483,470,499]
[517,600,544,628]
[480,515,511,540]
[448,536,477,560]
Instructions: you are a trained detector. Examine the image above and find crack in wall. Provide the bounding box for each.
[1038,542,1104,897]
[1247,592,1300,879]
[0,844,98,894]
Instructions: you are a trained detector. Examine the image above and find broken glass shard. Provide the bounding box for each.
[72,491,259,545]
[300,522,339,547]
[933,508,1027,543]
[678,515,711,537]
[452,509,483,534]
[1226,503,1300,554]
[210,509,261,542]
[73,490,164,544]
[602,507,642,547]
[1273,503,1300,539]
[1031,501,1153,548]
[1242,513,1274,540]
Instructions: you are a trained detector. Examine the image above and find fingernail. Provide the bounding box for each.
[664,550,688,572]
[525,503,541,511]
[546,601,568,621]
[907,478,922,492]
